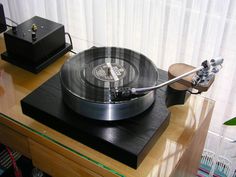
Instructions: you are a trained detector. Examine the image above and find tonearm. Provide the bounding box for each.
[111,58,223,100]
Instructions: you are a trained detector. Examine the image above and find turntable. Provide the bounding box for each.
[21,47,223,168]
[60,47,159,121]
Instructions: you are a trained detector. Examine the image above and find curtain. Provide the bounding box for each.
[1,0,235,163]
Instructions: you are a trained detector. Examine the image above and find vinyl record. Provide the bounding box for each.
[60,47,159,120]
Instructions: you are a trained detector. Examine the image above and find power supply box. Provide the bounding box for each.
[1,16,72,73]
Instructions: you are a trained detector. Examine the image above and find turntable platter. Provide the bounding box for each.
[60,47,159,121]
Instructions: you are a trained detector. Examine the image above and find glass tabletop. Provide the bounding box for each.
[0,37,215,177]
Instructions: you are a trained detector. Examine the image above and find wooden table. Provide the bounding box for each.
[0,37,214,177]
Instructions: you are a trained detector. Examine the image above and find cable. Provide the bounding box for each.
[65,32,77,54]
[65,32,73,46]
[5,146,22,177]
[64,33,104,54]
[187,89,201,95]
[5,17,18,26]
[73,36,103,47]
[69,50,77,54]
[6,24,14,28]
[5,17,18,33]
[6,24,17,33]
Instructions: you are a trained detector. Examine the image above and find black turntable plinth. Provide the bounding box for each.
[21,70,170,169]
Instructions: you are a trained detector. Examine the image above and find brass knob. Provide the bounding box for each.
[31,24,38,32]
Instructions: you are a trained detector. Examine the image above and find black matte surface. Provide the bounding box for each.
[166,86,190,107]
[21,69,170,168]
[1,43,72,73]
[3,16,65,62]
[0,4,6,33]
[1,16,71,73]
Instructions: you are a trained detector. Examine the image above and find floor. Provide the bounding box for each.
[196,149,236,177]
[0,144,50,177]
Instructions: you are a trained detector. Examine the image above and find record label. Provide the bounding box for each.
[92,62,126,82]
